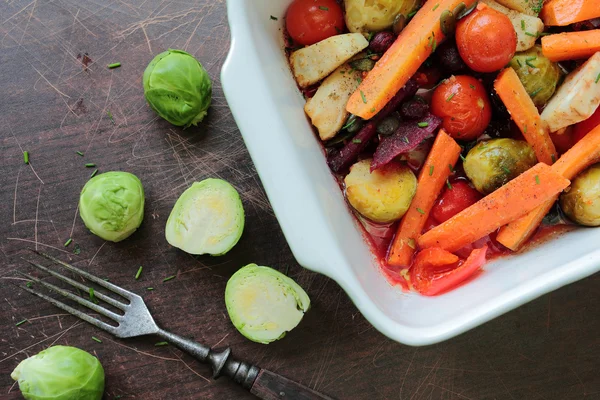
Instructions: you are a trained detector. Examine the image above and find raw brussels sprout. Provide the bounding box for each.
[11,345,105,400]
[560,164,600,226]
[225,264,310,344]
[165,178,244,255]
[143,49,212,127]
[509,46,562,107]
[79,171,145,242]
[344,159,417,223]
[464,139,537,195]
[344,0,419,34]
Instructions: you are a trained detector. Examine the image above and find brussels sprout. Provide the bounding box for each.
[509,46,562,107]
[225,264,310,344]
[344,0,419,34]
[464,139,537,194]
[560,164,600,226]
[143,49,212,127]
[345,159,417,223]
[11,345,104,400]
[165,178,244,255]
[79,171,145,242]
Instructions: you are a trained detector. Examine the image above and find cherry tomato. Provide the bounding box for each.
[573,107,600,144]
[430,75,492,140]
[455,4,517,73]
[413,66,442,89]
[285,0,344,46]
[431,181,482,223]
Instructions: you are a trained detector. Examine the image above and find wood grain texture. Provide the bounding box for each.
[0,1,598,399]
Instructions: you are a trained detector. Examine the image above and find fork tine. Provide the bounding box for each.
[19,272,123,323]
[24,260,128,310]
[17,283,118,335]
[31,250,135,300]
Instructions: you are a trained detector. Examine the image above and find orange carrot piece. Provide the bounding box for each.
[541,0,600,27]
[497,124,600,250]
[542,30,600,62]
[346,0,477,120]
[417,163,571,252]
[494,68,557,165]
[387,130,461,267]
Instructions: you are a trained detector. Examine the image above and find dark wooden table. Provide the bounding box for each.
[0,1,598,399]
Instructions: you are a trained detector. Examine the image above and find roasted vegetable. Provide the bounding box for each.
[560,164,600,226]
[344,0,420,34]
[225,264,310,344]
[481,0,545,51]
[509,46,562,107]
[345,159,417,223]
[79,172,145,242]
[290,33,369,88]
[494,0,544,16]
[11,346,105,400]
[464,139,537,194]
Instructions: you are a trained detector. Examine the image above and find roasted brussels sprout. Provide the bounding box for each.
[344,159,417,223]
[560,164,600,226]
[225,264,310,344]
[11,345,105,400]
[143,49,212,127]
[464,139,537,194]
[509,46,562,107]
[79,172,145,242]
[344,0,419,34]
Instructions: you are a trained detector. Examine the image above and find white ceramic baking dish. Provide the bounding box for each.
[221,0,600,345]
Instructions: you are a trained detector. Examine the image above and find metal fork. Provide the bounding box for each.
[18,251,333,400]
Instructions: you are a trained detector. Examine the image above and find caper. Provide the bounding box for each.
[392,13,407,35]
[345,115,364,134]
[440,10,456,36]
[349,58,376,72]
[456,1,477,20]
[377,116,401,136]
[453,2,467,19]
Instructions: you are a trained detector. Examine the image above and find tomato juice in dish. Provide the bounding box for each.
[284,0,600,295]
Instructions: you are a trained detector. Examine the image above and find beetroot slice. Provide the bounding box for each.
[371,113,442,171]
[327,79,418,173]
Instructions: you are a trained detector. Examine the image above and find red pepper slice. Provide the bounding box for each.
[411,245,488,296]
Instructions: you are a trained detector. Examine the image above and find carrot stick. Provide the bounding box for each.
[541,0,600,27]
[346,0,477,120]
[494,68,557,165]
[497,124,600,250]
[417,163,571,252]
[387,130,461,267]
[541,30,600,62]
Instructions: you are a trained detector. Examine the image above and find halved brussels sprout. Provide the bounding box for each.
[344,0,419,34]
[464,139,537,194]
[143,49,212,127]
[11,345,105,400]
[79,171,145,242]
[225,264,310,344]
[509,46,562,107]
[165,178,244,255]
[560,164,600,226]
[345,159,417,223]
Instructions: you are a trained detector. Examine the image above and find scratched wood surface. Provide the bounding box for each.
[0,1,599,399]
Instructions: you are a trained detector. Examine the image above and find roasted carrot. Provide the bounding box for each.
[541,0,600,27]
[346,0,477,120]
[541,30,600,62]
[494,68,557,165]
[387,130,461,267]
[497,124,600,250]
[417,163,571,252]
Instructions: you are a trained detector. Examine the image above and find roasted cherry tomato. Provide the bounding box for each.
[573,107,600,144]
[286,0,345,46]
[455,4,516,73]
[430,75,492,140]
[431,181,482,223]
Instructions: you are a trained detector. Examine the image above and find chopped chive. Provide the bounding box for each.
[525,59,536,68]
[516,59,522,67]
[429,165,434,176]
[446,179,452,190]
[352,139,362,144]
[85,163,96,168]
[416,207,425,215]
[525,32,536,37]
[501,166,511,174]
[92,336,102,343]
[90,169,98,178]
[551,153,556,163]
[73,243,81,255]
[524,125,528,133]
[432,3,439,11]
[107,62,121,69]
[521,20,525,30]
[163,275,176,282]
[76,151,84,156]
[342,118,356,130]
[270,15,278,21]
[367,32,374,41]
[448,163,454,173]
[23,151,29,164]
[360,90,367,104]
[107,110,115,124]
[64,238,73,247]
[417,121,429,128]
[530,87,543,97]
[147,287,154,290]
[402,137,410,144]
[318,5,329,10]
[408,10,417,17]
[595,73,600,84]
[446,93,455,102]
[135,266,143,280]
[460,154,467,162]
[334,26,342,34]
[26,281,33,288]
[356,77,362,84]
[469,84,475,89]
[15,319,28,327]
[89,288,98,304]
[525,56,537,61]
[154,342,169,346]
[535,175,540,185]
[370,107,376,113]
